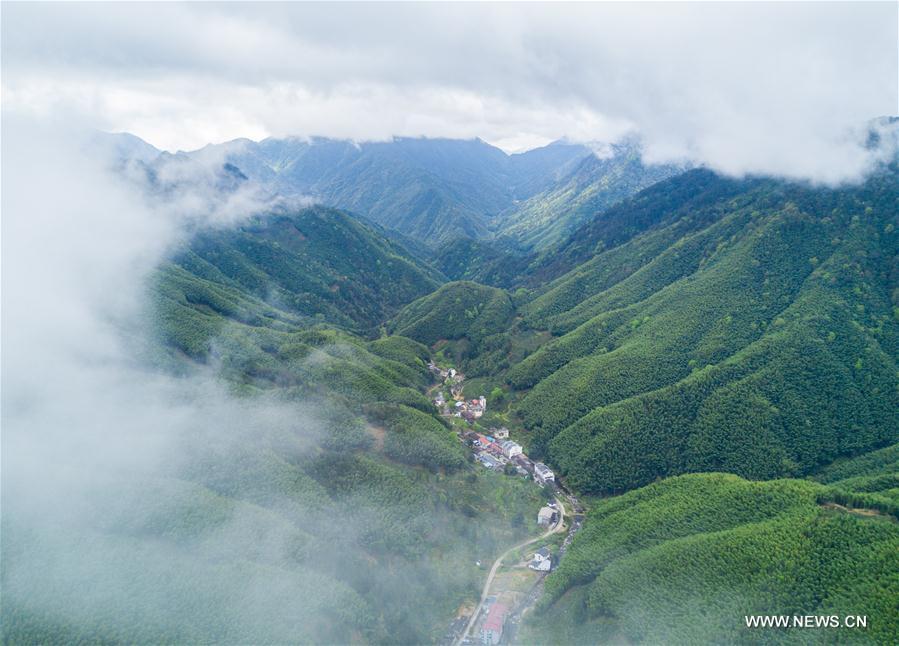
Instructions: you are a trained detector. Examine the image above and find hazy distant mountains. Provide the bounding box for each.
[187,136,598,243]
[98,131,681,247]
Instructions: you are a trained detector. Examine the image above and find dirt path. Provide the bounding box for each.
[820,501,894,520]
[454,496,566,646]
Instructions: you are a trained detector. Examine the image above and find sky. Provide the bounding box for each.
[2,1,897,182]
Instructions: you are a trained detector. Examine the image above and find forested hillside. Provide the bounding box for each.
[521,473,899,645]
[493,140,681,251]
[388,281,515,347]
[12,131,897,645]
[186,137,592,244]
[370,162,899,646]
[161,205,441,335]
[505,168,898,494]
[3,202,550,645]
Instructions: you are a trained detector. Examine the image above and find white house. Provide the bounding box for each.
[500,440,523,459]
[493,427,510,439]
[534,462,555,484]
[537,506,556,526]
[528,547,552,571]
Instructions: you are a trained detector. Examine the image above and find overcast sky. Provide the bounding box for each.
[2,2,897,182]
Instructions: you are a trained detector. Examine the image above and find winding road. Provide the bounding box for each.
[453,496,566,646]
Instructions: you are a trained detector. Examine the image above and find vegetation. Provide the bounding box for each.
[389,281,515,346]
[203,136,592,245]
[3,204,549,645]
[523,473,899,645]
[502,169,898,494]
[494,140,681,251]
[165,205,441,334]
[8,141,899,643]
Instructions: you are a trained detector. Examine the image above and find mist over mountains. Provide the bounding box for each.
[5,115,899,646]
[99,131,683,247]
[4,2,898,643]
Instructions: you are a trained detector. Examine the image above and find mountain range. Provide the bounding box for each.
[102,132,681,248]
[10,127,897,645]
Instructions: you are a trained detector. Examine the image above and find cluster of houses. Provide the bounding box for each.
[465,431,528,475]
[428,362,488,422]
[429,359,557,483]
[428,361,464,386]
[454,395,487,422]
[461,429,557,486]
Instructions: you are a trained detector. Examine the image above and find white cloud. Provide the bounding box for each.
[2,2,896,181]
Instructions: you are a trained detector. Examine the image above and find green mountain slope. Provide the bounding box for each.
[191,137,593,246]
[495,141,681,251]
[432,237,533,288]
[388,281,515,347]
[521,473,899,645]
[164,205,442,335]
[506,169,899,494]
[3,211,548,645]
[813,443,899,504]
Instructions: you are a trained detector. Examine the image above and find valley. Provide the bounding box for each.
[424,360,586,646]
[6,6,898,646]
[126,141,899,644]
[5,133,898,645]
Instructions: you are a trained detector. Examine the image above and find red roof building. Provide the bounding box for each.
[481,602,508,644]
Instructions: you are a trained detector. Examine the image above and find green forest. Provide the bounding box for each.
[6,156,897,644]
[520,473,898,645]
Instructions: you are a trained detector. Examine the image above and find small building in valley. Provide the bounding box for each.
[513,454,534,473]
[476,453,503,471]
[500,440,523,459]
[534,462,555,484]
[528,546,552,571]
[480,602,509,645]
[537,506,557,527]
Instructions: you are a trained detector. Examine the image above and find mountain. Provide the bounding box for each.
[522,472,898,645]
[505,167,898,494]
[431,237,533,288]
[505,139,596,198]
[15,128,898,645]
[185,136,595,245]
[388,281,515,348]
[493,139,682,251]
[371,159,899,645]
[5,202,549,645]
[160,205,443,340]
[89,130,162,164]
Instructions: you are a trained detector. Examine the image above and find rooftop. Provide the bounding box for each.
[483,603,509,632]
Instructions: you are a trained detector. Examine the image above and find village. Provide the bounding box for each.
[428,361,558,487]
[428,360,584,646]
